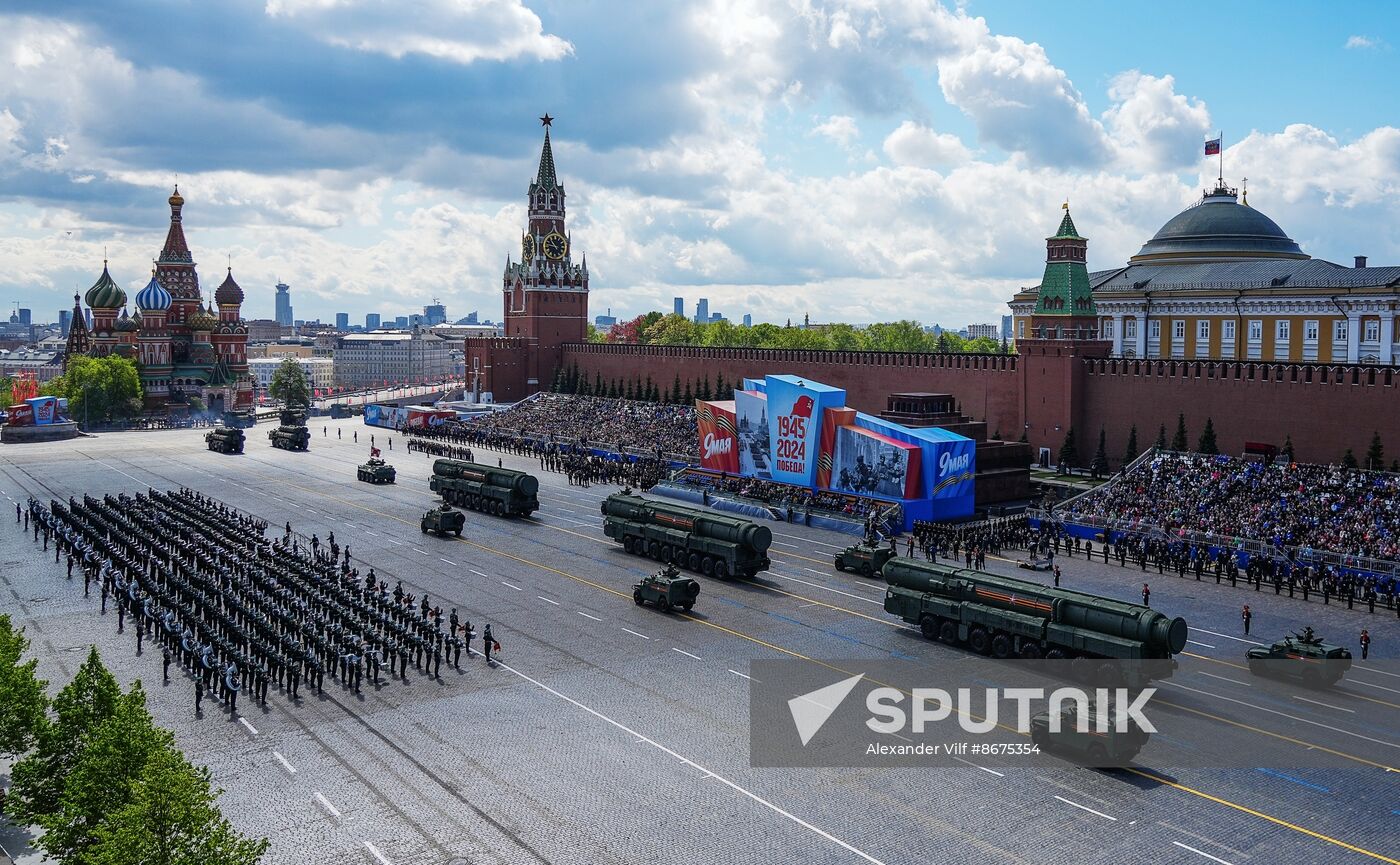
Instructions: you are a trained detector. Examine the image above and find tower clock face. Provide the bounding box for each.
[522,235,535,262]
[544,232,567,260]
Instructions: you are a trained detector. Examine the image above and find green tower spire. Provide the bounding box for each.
[1033,203,1095,317]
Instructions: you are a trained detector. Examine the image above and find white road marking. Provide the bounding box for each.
[577,611,603,622]
[672,647,702,660]
[951,755,1004,777]
[538,596,560,606]
[412,548,429,555]
[772,540,800,549]
[620,627,651,640]
[344,522,356,529]
[1198,672,1250,687]
[775,532,845,550]
[363,841,392,865]
[469,569,489,578]
[1191,627,1259,645]
[496,660,889,865]
[771,573,882,605]
[1172,841,1236,865]
[385,539,402,546]
[1163,681,1397,749]
[273,750,297,774]
[1186,640,1217,649]
[238,717,258,735]
[439,558,457,565]
[804,568,830,576]
[306,508,319,515]
[363,530,378,537]
[1054,795,1117,821]
[314,792,341,819]
[1349,677,1400,695]
[1291,695,1355,713]
[1354,664,1400,680]
[500,581,522,591]
[729,669,752,680]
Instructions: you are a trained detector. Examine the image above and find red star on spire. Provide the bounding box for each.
[539,113,553,127]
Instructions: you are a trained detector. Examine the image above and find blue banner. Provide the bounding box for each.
[764,376,845,487]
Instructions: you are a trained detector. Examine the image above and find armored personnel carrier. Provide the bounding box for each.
[204,426,245,454]
[1030,698,1150,765]
[420,504,465,537]
[1246,627,1352,686]
[834,541,896,577]
[357,457,396,484]
[633,564,700,613]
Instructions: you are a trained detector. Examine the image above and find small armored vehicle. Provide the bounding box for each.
[357,457,396,484]
[633,564,700,613]
[205,426,245,454]
[1246,627,1352,686]
[834,541,896,577]
[1030,698,1150,765]
[420,504,465,537]
[268,425,310,451]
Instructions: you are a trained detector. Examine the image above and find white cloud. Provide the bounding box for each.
[882,120,969,168]
[265,0,573,64]
[1103,71,1212,172]
[1345,35,1383,50]
[0,109,22,162]
[810,114,860,149]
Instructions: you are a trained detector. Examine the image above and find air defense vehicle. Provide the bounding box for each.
[1246,627,1352,686]
[429,459,539,517]
[268,406,309,451]
[602,492,772,579]
[834,541,896,577]
[882,557,1186,683]
[1030,698,1150,765]
[420,505,465,537]
[633,564,700,613]
[357,457,396,484]
[220,410,256,429]
[204,426,245,454]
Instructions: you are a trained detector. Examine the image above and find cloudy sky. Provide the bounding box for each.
[1,1,1397,328]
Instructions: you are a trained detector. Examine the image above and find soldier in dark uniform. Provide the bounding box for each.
[195,677,203,715]
[162,645,172,683]
[483,624,495,663]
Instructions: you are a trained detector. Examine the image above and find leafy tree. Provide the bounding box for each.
[643,313,698,345]
[88,746,268,865]
[1197,417,1219,455]
[584,322,606,343]
[40,682,176,864]
[1367,431,1384,470]
[1091,428,1110,478]
[1342,448,1359,469]
[9,648,121,825]
[607,315,646,344]
[1057,426,1079,471]
[1123,424,1139,466]
[0,614,48,758]
[965,336,1000,353]
[1170,413,1189,451]
[268,357,309,408]
[1282,434,1295,462]
[47,355,143,422]
[0,376,14,410]
[1154,423,1168,450]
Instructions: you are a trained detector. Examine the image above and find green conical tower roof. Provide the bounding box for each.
[1053,208,1083,240]
[1033,205,1095,316]
[536,126,557,190]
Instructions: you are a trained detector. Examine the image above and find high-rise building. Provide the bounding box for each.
[1001,314,1014,339]
[967,323,1000,340]
[333,330,455,388]
[274,282,293,326]
[695,298,709,323]
[335,312,349,331]
[365,313,381,330]
[424,302,447,325]
[16,308,30,326]
[463,311,479,324]
[59,309,72,336]
[742,313,752,327]
[674,297,684,316]
[394,315,409,329]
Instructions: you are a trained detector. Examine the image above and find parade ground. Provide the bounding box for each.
[1,419,1397,865]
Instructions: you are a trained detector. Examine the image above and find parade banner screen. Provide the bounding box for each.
[696,399,739,473]
[25,396,59,425]
[764,376,846,487]
[830,426,920,500]
[734,390,771,478]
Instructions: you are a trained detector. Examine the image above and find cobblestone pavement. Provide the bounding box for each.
[0,419,1396,865]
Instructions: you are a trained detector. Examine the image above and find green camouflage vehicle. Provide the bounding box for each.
[420,505,465,537]
[602,492,772,579]
[1030,698,1150,765]
[834,541,896,577]
[357,457,396,484]
[1246,627,1352,686]
[221,410,256,429]
[633,564,700,613]
[204,426,245,454]
[268,425,310,451]
[429,459,540,517]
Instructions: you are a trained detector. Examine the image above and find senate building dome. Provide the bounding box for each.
[1130,184,1307,264]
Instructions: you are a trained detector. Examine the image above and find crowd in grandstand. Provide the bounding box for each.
[443,394,699,459]
[407,425,670,490]
[670,471,889,520]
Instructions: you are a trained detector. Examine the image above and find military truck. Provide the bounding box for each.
[1246,627,1352,686]
[420,505,465,537]
[633,564,700,613]
[429,459,539,517]
[220,410,256,429]
[1030,698,1150,765]
[602,492,772,579]
[204,426,245,454]
[834,541,896,577]
[883,557,1186,683]
[279,407,308,427]
[268,425,310,451]
[357,457,396,484]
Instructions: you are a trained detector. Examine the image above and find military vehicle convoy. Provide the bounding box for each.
[834,541,896,577]
[633,565,700,613]
[204,426,245,454]
[602,492,772,579]
[357,457,396,484]
[220,410,256,429]
[420,504,466,537]
[1030,698,1150,765]
[429,459,540,517]
[1247,627,1352,686]
[882,558,1187,680]
[268,407,310,451]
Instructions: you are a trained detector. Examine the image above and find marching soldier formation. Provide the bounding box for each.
[22,489,495,717]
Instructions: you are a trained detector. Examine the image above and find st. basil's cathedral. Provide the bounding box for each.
[64,187,253,413]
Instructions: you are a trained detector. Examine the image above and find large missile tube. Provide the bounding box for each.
[204,427,245,454]
[601,493,772,579]
[267,425,310,451]
[429,458,539,517]
[883,557,1187,674]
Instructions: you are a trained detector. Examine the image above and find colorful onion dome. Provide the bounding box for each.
[84,262,126,310]
[188,302,218,331]
[214,267,244,306]
[114,308,139,332]
[135,273,172,311]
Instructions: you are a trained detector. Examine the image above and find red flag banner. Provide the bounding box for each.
[1204,138,1221,156]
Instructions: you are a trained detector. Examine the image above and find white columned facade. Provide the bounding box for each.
[1347,314,1361,363]
[1381,312,1395,365]
[1110,314,1124,355]
[1134,315,1147,358]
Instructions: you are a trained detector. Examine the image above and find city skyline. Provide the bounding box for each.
[0,3,1396,327]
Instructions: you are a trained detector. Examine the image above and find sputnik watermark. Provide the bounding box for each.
[865,686,1157,736]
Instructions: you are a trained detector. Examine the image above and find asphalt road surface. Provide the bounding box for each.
[0,419,1396,865]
